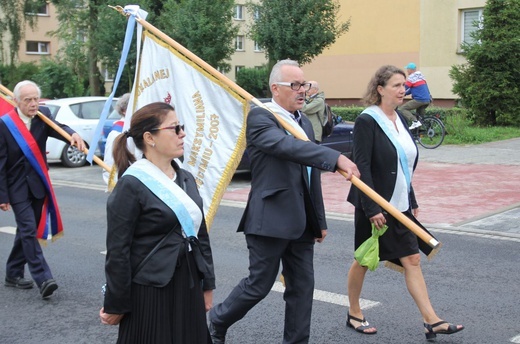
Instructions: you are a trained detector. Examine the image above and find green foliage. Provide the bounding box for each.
[248,0,350,65]
[33,58,85,98]
[0,62,40,90]
[236,66,270,98]
[450,0,520,127]
[332,105,520,144]
[158,0,238,73]
[0,0,40,65]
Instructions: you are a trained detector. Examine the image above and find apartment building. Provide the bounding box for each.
[0,2,60,65]
[3,1,486,106]
[302,0,486,106]
[225,2,268,81]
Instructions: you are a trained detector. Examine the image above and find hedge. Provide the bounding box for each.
[331,106,469,123]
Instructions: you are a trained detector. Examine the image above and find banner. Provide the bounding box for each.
[124,22,249,230]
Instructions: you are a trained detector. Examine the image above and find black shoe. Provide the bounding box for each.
[424,320,464,341]
[5,276,34,289]
[39,279,58,299]
[209,321,227,344]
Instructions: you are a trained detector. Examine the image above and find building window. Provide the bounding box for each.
[26,3,49,15]
[101,65,114,82]
[235,36,244,51]
[461,8,483,45]
[234,5,244,20]
[253,8,260,21]
[235,65,245,75]
[254,41,262,52]
[26,41,50,54]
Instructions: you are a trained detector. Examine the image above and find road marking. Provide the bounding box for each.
[511,334,520,343]
[99,250,382,310]
[52,180,106,191]
[271,281,380,310]
[0,226,16,235]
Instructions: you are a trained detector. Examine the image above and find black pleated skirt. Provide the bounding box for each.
[116,250,212,344]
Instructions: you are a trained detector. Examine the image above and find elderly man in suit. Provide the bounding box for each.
[209,60,359,343]
[0,80,84,299]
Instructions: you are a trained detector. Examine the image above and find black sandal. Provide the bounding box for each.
[424,320,464,340]
[346,313,377,335]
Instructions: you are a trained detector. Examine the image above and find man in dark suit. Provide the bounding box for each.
[0,80,85,299]
[209,60,359,343]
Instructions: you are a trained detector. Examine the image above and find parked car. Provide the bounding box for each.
[236,98,354,171]
[98,108,121,155]
[40,97,118,167]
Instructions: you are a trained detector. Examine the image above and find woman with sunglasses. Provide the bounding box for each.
[99,102,215,343]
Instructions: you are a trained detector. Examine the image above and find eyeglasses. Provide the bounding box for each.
[275,82,312,91]
[150,124,185,135]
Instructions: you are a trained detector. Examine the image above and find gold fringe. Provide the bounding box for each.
[37,230,64,246]
[107,166,118,192]
[384,261,405,274]
[51,231,64,242]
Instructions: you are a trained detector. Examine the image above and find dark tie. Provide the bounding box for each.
[293,111,301,125]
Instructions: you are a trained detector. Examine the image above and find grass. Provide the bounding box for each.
[441,112,520,145]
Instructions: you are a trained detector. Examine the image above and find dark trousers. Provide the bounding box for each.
[210,229,315,344]
[6,197,53,286]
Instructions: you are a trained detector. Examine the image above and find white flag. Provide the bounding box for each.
[125,29,248,229]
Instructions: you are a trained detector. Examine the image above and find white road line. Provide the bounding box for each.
[99,250,382,310]
[0,226,16,235]
[510,334,520,343]
[52,180,106,191]
[271,281,380,310]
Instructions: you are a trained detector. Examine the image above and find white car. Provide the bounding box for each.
[40,97,119,167]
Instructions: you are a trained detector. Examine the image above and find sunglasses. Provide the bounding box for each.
[150,124,185,135]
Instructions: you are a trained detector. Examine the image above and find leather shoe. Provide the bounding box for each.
[5,276,34,289]
[209,321,227,344]
[39,279,58,299]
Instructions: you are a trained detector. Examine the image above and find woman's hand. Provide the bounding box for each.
[204,290,213,312]
[99,307,124,325]
[370,213,387,230]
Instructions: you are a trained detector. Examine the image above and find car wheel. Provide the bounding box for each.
[61,144,87,167]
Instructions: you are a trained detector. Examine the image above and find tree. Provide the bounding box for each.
[248,0,350,68]
[0,0,41,65]
[157,0,238,73]
[236,66,269,97]
[33,58,85,98]
[450,0,520,127]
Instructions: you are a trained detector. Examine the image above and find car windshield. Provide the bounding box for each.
[69,101,112,120]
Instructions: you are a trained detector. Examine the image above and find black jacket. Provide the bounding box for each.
[103,165,215,314]
[0,106,75,205]
[347,111,419,217]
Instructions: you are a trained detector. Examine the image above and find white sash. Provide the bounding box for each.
[363,105,411,192]
[123,159,202,238]
[262,101,311,185]
[262,101,309,140]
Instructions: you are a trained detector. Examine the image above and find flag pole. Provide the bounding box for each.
[111,6,439,249]
[0,84,111,172]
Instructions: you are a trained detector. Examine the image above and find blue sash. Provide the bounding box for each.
[364,106,411,192]
[0,111,63,240]
[123,159,201,238]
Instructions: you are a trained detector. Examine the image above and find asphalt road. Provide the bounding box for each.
[1,159,519,343]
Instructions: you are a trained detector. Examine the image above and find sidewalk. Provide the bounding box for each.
[223,138,520,238]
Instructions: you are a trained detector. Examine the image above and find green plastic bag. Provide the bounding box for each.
[354,224,388,271]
